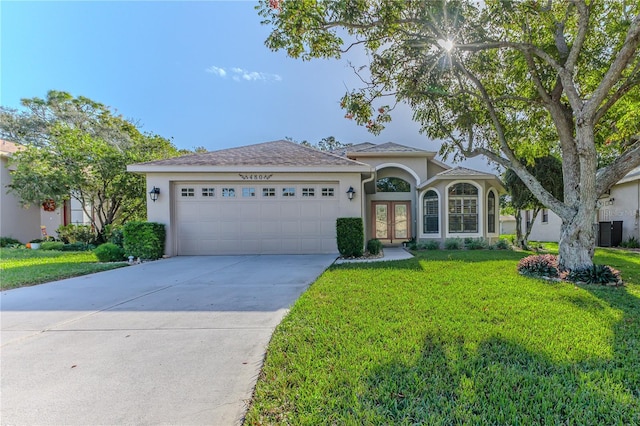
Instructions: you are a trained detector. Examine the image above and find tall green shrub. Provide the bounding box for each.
[336,217,364,257]
[123,221,166,260]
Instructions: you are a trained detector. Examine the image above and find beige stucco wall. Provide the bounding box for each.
[0,156,41,243]
[142,171,364,256]
[417,179,501,243]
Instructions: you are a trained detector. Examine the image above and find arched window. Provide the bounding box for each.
[376,177,411,192]
[487,190,496,233]
[423,190,439,234]
[448,183,478,233]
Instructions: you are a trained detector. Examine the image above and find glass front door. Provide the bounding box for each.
[372,201,411,243]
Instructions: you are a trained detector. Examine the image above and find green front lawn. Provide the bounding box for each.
[246,248,640,424]
[0,248,127,290]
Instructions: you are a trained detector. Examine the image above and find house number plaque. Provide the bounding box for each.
[238,173,273,180]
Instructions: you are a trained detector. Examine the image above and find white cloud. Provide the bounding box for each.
[206,65,281,82]
[205,66,227,77]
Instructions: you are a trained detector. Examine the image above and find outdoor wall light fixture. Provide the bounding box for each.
[149,186,160,202]
[346,186,356,201]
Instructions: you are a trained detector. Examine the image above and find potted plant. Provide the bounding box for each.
[29,239,43,249]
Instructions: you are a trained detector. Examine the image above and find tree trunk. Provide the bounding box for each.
[558,209,596,271]
[515,209,524,247]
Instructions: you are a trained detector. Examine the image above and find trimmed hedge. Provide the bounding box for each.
[41,241,65,251]
[366,238,383,255]
[123,221,166,260]
[94,243,125,262]
[336,217,364,257]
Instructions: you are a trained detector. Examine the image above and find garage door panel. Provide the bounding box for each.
[176,183,340,255]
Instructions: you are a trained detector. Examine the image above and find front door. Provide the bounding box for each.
[372,201,411,244]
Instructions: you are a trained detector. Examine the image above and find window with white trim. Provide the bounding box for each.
[282,187,296,197]
[302,187,315,197]
[181,188,195,197]
[448,183,478,233]
[423,190,439,234]
[222,188,236,198]
[242,187,255,197]
[487,190,496,233]
[542,209,549,223]
[202,188,215,197]
[321,187,335,197]
[262,187,276,197]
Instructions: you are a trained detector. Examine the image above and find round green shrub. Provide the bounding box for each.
[94,243,125,262]
[40,241,65,251]
[444,238,462,250]
[0,237,22,247]
[366,238,383,255]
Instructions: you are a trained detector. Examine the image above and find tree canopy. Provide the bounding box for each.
[258,0,640,269]
[0,90,184,239]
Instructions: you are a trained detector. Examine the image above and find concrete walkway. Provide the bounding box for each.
[0,254,336,425]
[333,246,414,264]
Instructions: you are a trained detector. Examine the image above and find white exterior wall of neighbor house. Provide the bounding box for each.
[0,155,41,243]
[524,209,563,242]
[597,180,640,242]
[523,179,640,244]
[144,171,364,256]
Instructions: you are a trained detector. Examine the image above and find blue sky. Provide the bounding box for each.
[1,1,489,169]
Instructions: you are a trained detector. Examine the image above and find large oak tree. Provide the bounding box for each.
[258,0,640,270]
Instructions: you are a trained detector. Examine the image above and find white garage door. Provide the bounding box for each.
[175,183,340,255]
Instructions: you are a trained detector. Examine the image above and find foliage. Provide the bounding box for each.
[464,237,488,250]
[493,238,510,250]
[621,236,640,249]
[294,135,351,152]
[123,221,166,260]
[366,238,383,255]
[0,247,125,289]
[566,265,622,286]
[56,224,95,244]
[257,0,640,271]
[375,177,411,192]
[444,238,462,250]
[0,237,22,247]
[418,240,440,250]
[104,224,124,248]
[61,242,95,252]
[246,249,640,424]
[94,243,125,262]
[517,254,559,278]
[0,91,185,239]
[40,241,64,251]
[336,217,364,257]
[29,238,44,244]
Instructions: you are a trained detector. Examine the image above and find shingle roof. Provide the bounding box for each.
[435,166,496,178]
[0,140,23,155]
[349,141,429,153]
[136,140,368,167]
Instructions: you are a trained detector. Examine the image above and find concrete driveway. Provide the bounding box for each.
[1,254,336,425]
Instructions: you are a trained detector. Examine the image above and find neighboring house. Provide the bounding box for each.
[523,165,640,245]
[499,215,517,235]
[128,140,504,256]
[0,140,41,242]
[0,140,92,242]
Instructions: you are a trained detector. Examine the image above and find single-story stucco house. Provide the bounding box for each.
[1,139,93,242]
[128,140,504,256]
[523,165,640,246]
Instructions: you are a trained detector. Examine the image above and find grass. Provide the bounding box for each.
[245,247,640,425]
[0,248,127,290]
